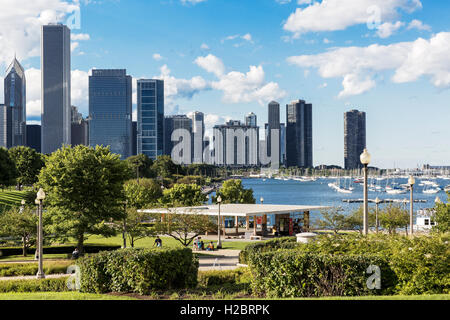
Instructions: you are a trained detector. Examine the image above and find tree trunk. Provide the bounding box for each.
[77,234,85,255]
[22,237,27,257]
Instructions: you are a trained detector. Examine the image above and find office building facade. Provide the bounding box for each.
[245,112,257,127]
[137,79,164,160]
[71,107,89,147]
[344,109,366,169]
[189,111,205,164]
[26,125,41,153]
[2,57,26,148]
[89,69,132,159]
[164,115,192,156]
[41,24,71,154]
[286,100,313,168]
[213,120,259,167]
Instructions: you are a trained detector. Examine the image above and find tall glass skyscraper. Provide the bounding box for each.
[344,109,366,169]
[89,69,132,159]
[2,57,26,148]
[286,100,313,168]
[189,111,205,164]
[137,79,164,160]
[41,24,71,154]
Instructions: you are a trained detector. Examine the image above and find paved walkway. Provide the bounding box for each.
[197,249,242,271]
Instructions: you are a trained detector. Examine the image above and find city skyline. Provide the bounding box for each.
[0,0,449,168]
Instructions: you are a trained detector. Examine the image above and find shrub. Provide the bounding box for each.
[248,251,396,298]
[239,237,297,264]
[0,261,72,277]
[0,277,69,293]
[77,247,198,295]
[0,244,121,257]
[197,268,252,287]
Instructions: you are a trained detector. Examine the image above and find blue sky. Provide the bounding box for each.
[0,0,449,168]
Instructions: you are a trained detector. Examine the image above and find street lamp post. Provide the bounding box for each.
[34,199,39,261]
[217,195,222,249]
[408,176,416,236]
[375,197,381,233]
[36,188,46,279]
[360,149,371,236]
[20,200,26,213]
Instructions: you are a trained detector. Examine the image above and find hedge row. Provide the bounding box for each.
[198,268,252,287]
[77,248,198,295]
[0,261,72,277]
[0,277,69,293]
[244,234,450,297]
[248,251,396,298]
[239,237,297,264]
[0,245,121,257]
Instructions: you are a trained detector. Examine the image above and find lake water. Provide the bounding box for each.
[241,177,448,225]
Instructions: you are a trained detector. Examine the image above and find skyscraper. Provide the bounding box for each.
[344,109,366,169]
[71,106,89,147]
[189,111,205,164]
[132,121,137,156]
[137,79,164,160]
[245,112,257,127]
[164,115,192,164]
[26,124,41,153]
[41,24,71,154]
[213,120,259,167]
[267,101,280,158]
[0,104,9,148]
[3,57,26,148]
[286,100,313,168]
[89,69,132,159]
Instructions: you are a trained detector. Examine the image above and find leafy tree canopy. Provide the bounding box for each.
[160,183,207,207]
[9,146,45,189]
[37,145,132,252]
[124,178,163,209]
[213,179,255,204]
[0,206,37,256]
[433,193,450,233]
[0,147,17,188]
[126,154,155,179]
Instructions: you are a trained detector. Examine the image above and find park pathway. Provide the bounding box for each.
[197,249,242,271]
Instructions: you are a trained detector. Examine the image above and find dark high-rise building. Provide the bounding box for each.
[137,79,164,160]
[132,121,137,156]
[26,124,41,153]
[3,57,26,148]
[89,69,132,159]
[344,109,366,169]
[267,101,280,158]
[71,106,89,147]
[164,115,192,158]
[286,100,313,168]
[41,24,71,154]
[189,111,205,164]
[0,104,11,148]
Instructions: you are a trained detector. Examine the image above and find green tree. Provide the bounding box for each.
[213,179,255,204]
[126,154,155,180]
[316,208,347,234]
[0,147,17,188]
[152,155,182,180]
[123,208,155,248]
[124,178,163,209]
[37,145,132,253]
[433,193,450,233]
[0,206,37,256]
[379,204,409,235]
[343,206,376,234]
[9,146,45,190]
[160,183,208,207]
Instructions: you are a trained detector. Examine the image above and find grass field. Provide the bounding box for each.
[0,292,139,300]
[0,191,27,211]
[83,234,253,251]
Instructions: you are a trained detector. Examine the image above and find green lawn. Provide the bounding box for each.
[279,294,450,301]
[83,234,252,251]
[0,254,69,262]
[0,190,29,212]
[0,292,139,300]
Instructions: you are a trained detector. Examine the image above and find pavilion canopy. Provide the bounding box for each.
[139,204,330,217]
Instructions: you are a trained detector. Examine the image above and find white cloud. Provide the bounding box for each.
[204,113,232,138]
[196,54,286,105]
[200,43,210,50]
[153,53,163,61]
[71,33,90,41]
[376,21,405,38]
[287,32,450,97]
[71,41,79,52]
[0,0,80,66]
[283,0,422,38]
[194,54,225,77]
[181,0,207,5]
[407,19,431,31]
